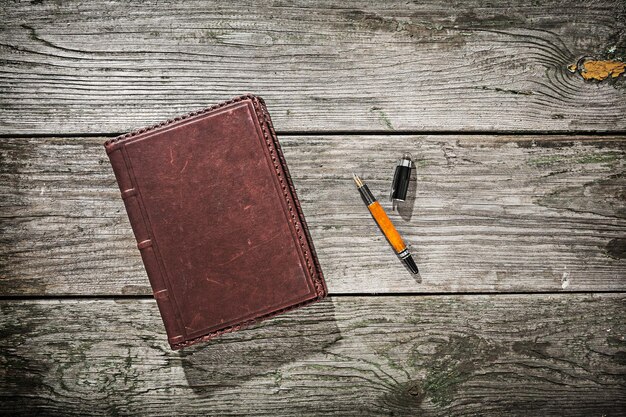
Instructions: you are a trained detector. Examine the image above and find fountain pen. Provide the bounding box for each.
[353,174,419,274]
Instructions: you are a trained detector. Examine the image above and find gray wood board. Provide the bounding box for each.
[0,294,624,416]
[1,0,625,134]
[1,135,624,295]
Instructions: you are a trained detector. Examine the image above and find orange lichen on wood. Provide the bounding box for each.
[368,201,406,253]
[579,60,625,81]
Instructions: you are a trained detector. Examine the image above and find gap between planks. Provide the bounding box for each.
[3,130,626,139]
[1,290,625,302]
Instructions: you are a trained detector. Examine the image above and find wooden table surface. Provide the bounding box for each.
[1,1,625,415]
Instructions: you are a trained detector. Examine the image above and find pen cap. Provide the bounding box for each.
[390,153,413,202]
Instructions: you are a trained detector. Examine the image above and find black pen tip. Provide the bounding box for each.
[401,254,419,275]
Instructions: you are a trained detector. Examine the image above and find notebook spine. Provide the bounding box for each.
[105,143,185,347]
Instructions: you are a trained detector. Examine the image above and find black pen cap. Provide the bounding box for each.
[390,153,413,202]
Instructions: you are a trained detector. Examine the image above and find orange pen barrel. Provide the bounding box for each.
[354,178,407,254]
[367,201,407,253]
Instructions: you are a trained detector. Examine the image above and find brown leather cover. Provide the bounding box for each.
[104,94,327,350]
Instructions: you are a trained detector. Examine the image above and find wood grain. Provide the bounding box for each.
[0,294,624,416]
[1,135,624,295]
[1,0,625,134]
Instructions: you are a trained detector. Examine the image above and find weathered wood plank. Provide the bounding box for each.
[1,0,625,134]
[1,135,625,295]
[0,295,624,416]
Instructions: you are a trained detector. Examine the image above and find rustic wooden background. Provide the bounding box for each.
[1,1,625,415]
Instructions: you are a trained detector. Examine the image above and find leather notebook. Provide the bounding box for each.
[104,94,327,350]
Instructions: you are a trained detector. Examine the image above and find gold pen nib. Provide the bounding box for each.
[352,173,364,188]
